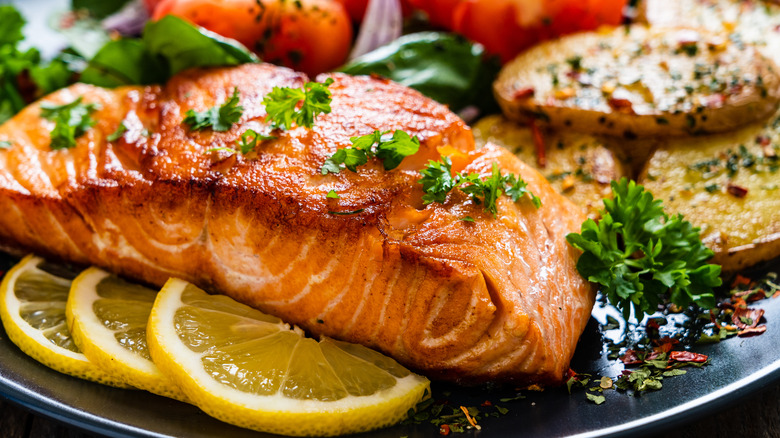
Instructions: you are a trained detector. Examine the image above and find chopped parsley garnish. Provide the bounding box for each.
[235,129,274,154]
[183,87,243,132]
[106,122,127,142]
[419,157,542,216]
[0,140,11,149]
[263,78,334,130]
[321,130,420,174]
[206,129,275,155]
[40,97,100,150]
[566,178,721,319]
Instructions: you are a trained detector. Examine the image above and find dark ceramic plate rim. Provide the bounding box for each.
[4,1,780,436]
[2,276,780,438]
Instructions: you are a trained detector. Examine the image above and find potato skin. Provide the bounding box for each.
[494,25,780,138]
[638,111,780,272]
[472,115,628,218]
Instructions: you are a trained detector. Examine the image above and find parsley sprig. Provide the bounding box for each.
[40,97,100,150]
[566,178,721,319]
[321,130,420,174]
[206,129,276,155]
[184,87,243,132]
[263,78,334,130]
[419,157,542,216]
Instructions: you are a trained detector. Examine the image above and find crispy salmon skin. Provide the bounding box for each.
[0,64,594,385]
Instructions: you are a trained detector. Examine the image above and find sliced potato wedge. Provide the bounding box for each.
[641,0,780,66]
[639,111,780,271]
[472,115,628,217]
[494,25,780,138]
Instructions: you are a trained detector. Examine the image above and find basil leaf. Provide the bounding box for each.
[340,32,500,113]
[144,15,258,76]
[81,15,258,88]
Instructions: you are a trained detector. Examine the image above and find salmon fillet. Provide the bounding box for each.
[0,63,594,385]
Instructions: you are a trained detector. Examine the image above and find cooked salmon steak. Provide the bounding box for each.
[0,63,594,385]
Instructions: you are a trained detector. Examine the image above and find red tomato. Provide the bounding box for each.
[335,0,369,21]
[412,0,627,62]
[406,0,464,28]
[153,0,353,76]
[335,0,416,23]
[143,0,165,14]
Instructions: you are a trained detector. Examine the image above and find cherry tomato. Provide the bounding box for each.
[154,0,353,76]
[143,0,165,14]
[406,0,464,28]
[411,0,627,62]
[335,0,369,22]
[335,0,416,23]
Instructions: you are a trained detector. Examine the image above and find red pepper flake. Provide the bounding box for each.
[756,136,772,147]
[529,119,547,168]
[512,86,535,100]
[607,97,634,114]
[738,326,767,337]
[732,307,764,329]
[733,288,767,302]
[732,275,753,288]
[481,400,493,407]
[727,183,748,198]
[670,351,708,363]
[710,310,723,329]
[439,424,451,436]
[620,349,643,366]
[653,337,679,353]
[646,318,661,333]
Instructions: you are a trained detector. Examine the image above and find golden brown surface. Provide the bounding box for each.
[0,64,594,385]
[472,114,628,218]
[639,110,780,272]
[494,25,780,138]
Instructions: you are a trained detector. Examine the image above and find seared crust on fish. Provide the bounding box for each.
[0,64,594,385]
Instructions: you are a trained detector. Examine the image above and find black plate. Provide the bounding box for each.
[1,250,780,438]
[3,1,780,436]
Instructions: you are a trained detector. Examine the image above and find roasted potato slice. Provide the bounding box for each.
[641,0,780,66]
[494,25,780,138]
[472,115,628,217]
[639,111,780,271]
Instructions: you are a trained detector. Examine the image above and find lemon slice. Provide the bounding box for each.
[66,267,187,401]
[148,278,430,437]
[0,255,129,388]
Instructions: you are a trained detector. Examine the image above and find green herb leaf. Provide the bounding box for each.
[72,0,133,19]
[585,393,606,405]
[0,7,79,124]
[320,129,420,175]
[81,15,258,88]
[263,78,334,131]
[0,140,11,149]
[340,32,501,113]
[419,157,457,204]
[107,122,127,142]
[419,159,542,216]
[184,87,243,132]
[0,5,25,47]
[566,178,722,319]
[235,129,274,154]
[326,190,340,199]
[40,97,100,150]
